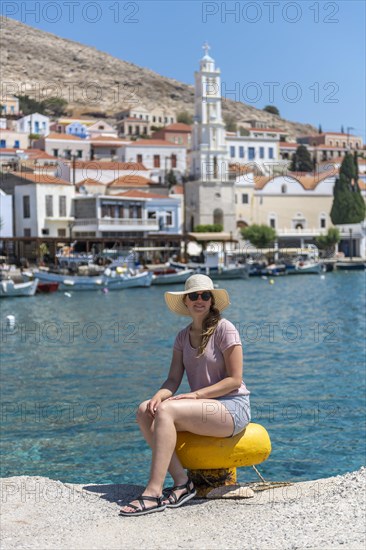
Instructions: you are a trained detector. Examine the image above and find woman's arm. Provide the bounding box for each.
[147,349,185,415]
[170,345,243,400]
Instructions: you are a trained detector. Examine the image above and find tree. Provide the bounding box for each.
[224,115,237,132]
[318,124,322,134]
[165,169,177,190]
[316,227,340,257]
[194,224,223,232]
[330,153,366,224]
[43,97,68,117]
[16,95,45,115]
[241,224,277,248]
[263,105,280,116]
[290,145,314,172]
[176,111,193,125]
[239,126,249,136]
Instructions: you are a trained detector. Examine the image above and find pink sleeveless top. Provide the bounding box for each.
[173,318,250,397]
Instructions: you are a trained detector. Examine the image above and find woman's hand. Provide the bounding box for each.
[167,392,198,400]
[146,396,162,418]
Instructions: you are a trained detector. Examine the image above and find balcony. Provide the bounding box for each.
[73,217,159,232]
[276,228,327,237]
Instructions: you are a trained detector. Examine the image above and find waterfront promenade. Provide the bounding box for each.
[1,468,365,549]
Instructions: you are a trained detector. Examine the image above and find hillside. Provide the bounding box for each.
[1,17,316,138]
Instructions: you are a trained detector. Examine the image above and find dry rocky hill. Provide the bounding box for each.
[1,17,316,138]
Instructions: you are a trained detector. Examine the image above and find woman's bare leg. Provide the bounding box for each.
[136,401,188,485]
[120,399,234,513]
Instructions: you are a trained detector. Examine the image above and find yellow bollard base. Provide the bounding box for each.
[188,467,237,498]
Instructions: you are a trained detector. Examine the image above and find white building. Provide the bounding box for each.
[226,133,279,175]
[58,160,151,185]
[13,173,74,237]
[120,139,187,181]
[16,113,50,136]
[0,189,13,237]
[190,44,228,182]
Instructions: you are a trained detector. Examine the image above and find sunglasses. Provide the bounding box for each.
[187,291,212,302]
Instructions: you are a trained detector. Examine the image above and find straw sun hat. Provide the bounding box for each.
[164,274,230,316]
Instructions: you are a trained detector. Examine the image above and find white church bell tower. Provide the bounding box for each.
[191,43,228,181]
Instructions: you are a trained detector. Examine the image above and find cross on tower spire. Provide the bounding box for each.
[202,42,210,56]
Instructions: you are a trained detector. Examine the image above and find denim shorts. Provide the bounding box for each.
[214,394,251,437]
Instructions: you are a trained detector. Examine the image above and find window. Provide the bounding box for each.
[64,150,71,159]
[77,150,83,158]
[148,211,156,219]
[259,147,264,159]
[153,116,156,122]
[239,146,244,158]
[270,218,276,229]
[35,121,39,133]
[281,184,287,194]
[111,149,116,156]
[98,125,104,130]
[128,126,133,134]
[137,154,143,163]
[320,217,326,228]
[52,149,59,157]
[0,139,6,148]
[153,155,160,168]
[230,146,235,158]
[14,140,20,148]
[143,127,147,135]
[59,196,66,217]
[171,154,177,168]
[45,195,53,217]
[166,211,173,225]
[10,106,14,114]
[248,147,255,160]
[41,228,49,235]
[269,147,274,159]
[213,208,223,226]
[23,196,30,218]
[58,228,66,237]
[242,194,249,204]
[24,228,31,237]
[135,126,139,135]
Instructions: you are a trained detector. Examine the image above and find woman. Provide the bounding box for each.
[119,274,251,516]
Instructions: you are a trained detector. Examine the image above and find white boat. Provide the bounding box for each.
[31,270,153,291]
[151,268,195,285]
[287,261,323,275]
[0,279,38,297]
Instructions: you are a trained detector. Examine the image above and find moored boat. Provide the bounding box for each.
[32,269,153,291]
[0,279,38,297]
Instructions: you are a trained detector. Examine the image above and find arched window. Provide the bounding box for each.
[213,208,223,226]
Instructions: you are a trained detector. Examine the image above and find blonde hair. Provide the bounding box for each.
[197,294,221,357]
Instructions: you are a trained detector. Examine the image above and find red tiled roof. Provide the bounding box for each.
[90,136,125,143]
[0,148,19,153]
[279,142,298,148]
[9,172,72,185]
[128,139,185,147]
[170,185,184,195]
[164,123,192,132]
[116,190,168,199]
[254,170,336,191]
[25,149,56,160]
[108,175,152,187]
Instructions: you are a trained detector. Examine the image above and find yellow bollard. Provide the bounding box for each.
[176,423,271,498]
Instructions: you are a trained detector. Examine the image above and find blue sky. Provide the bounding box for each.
[4,0,365,137]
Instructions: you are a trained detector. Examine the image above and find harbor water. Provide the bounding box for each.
[1,271,365,485]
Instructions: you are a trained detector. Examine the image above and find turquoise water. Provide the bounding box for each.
[1,271,365,485]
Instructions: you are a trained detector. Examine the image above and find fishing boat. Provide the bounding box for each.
[36,282,60,293]
[31,269,153,291]
[151,268,195,285]
[0,278,38,297]
[286,260,324,275]
[170,250,249,280]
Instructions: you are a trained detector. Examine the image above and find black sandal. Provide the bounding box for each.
[119,494,167,516]
[162,479,197,508]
